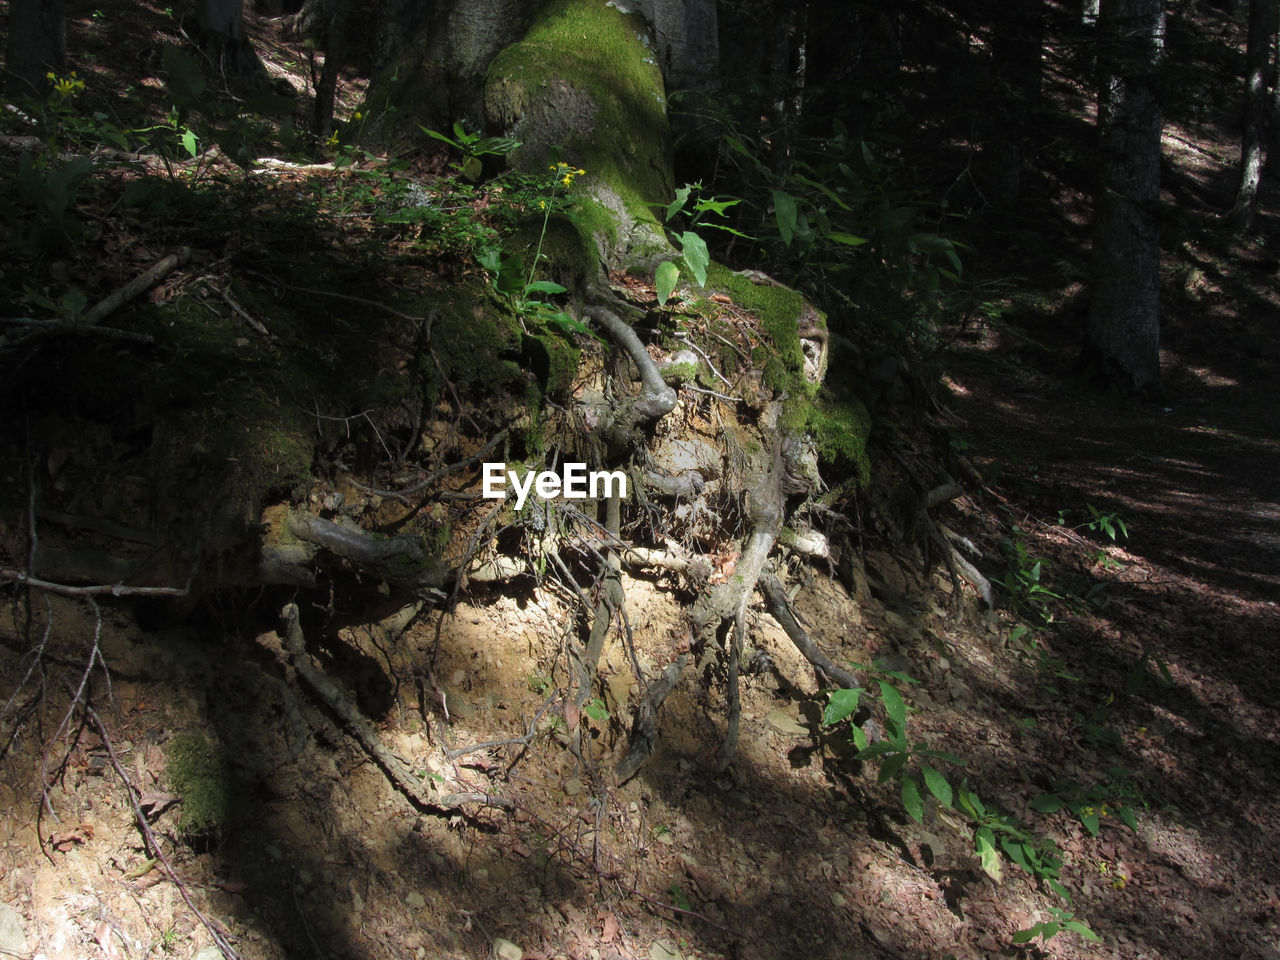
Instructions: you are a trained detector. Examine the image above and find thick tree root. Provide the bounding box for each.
[288,512,447,585]
[279,603,509,812]
[759,575,864,690]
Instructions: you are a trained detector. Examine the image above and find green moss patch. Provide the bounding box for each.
[165,731,237,839]
[807,397,871,485]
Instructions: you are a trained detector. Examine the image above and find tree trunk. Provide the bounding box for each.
[3,0,66,98]
[194,0,268,92]
[1227,0,1277,232]
[1084,0,1165,395]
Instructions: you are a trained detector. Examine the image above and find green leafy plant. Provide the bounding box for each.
[1013,907,1100,945]
[1058,503,1130,570]
[478,161,593,338]
[822,662,964,824]
[652,182,745,305]
[582,697,610,722]
[998,527,1063,622]
[421,120,522,182]
[1030,772,1141,837]
[954,783,1072,897]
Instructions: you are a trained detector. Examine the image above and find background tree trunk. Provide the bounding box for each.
[1084,0,1165,394]
[3,0,66,98]
[1226,0,1277,232]
[195,0,268,91]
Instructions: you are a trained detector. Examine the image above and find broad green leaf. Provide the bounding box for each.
[1079,809,1100,837]
[854,741,899,763]
[180,128,198,158]
[162,45,205,105]
[901,775,924,824]
[524,280,567,295]
[693,197,740,217]
[60,288,87,318]
[878,681,907,734]
[823,688,862,726]
[1047,878,1071,901]
[678,232,709,287]
[824,231,868,247]
[921,765,952,808]
[461,156,483,182]
[545,312,592,337]
[1001,838,1030,873]
[976,828,1002,881]
[666,184,692,222]
[850,724,869,751]
[1116,805,1138,831]
[1029,794,1062,814]
[1063,920,1100,941]
[772,189,798,246]
[1041,922,1061,940]
[421,126,464,152]
[655,260,679,305]
[1012,927,1039,944]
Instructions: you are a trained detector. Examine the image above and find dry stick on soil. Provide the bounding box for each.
[81,699,243,960]
[80,248,191,326]
[443,690,562,761]
[279,603,510,812]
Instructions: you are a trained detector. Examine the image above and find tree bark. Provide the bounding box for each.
[1227,0,1277,232]
[3,0,66,98]
[194,0,268,92]
[1084,0,1165,395]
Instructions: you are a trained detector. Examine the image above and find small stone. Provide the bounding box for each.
[406,891,426,909]
[0,903,29,958]
[193,949,222,960]
[764,709,808,737]
[564,777,583,796]
[494,937,523,960]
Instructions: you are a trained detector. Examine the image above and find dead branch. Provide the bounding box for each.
[0,566,191,597]
[279,603,509,812]
[80,248,191,327]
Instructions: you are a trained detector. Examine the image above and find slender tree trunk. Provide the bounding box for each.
[1084,0,1165,395]
[3,0,66,98]
[1227,0,1277,232]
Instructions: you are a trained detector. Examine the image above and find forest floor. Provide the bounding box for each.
[4,4,1280,960]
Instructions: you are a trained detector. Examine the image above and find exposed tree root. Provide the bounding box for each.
[287,512,447,585]
[279,603,510,813]
[758,575,863,691]
[615,439,788,780]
